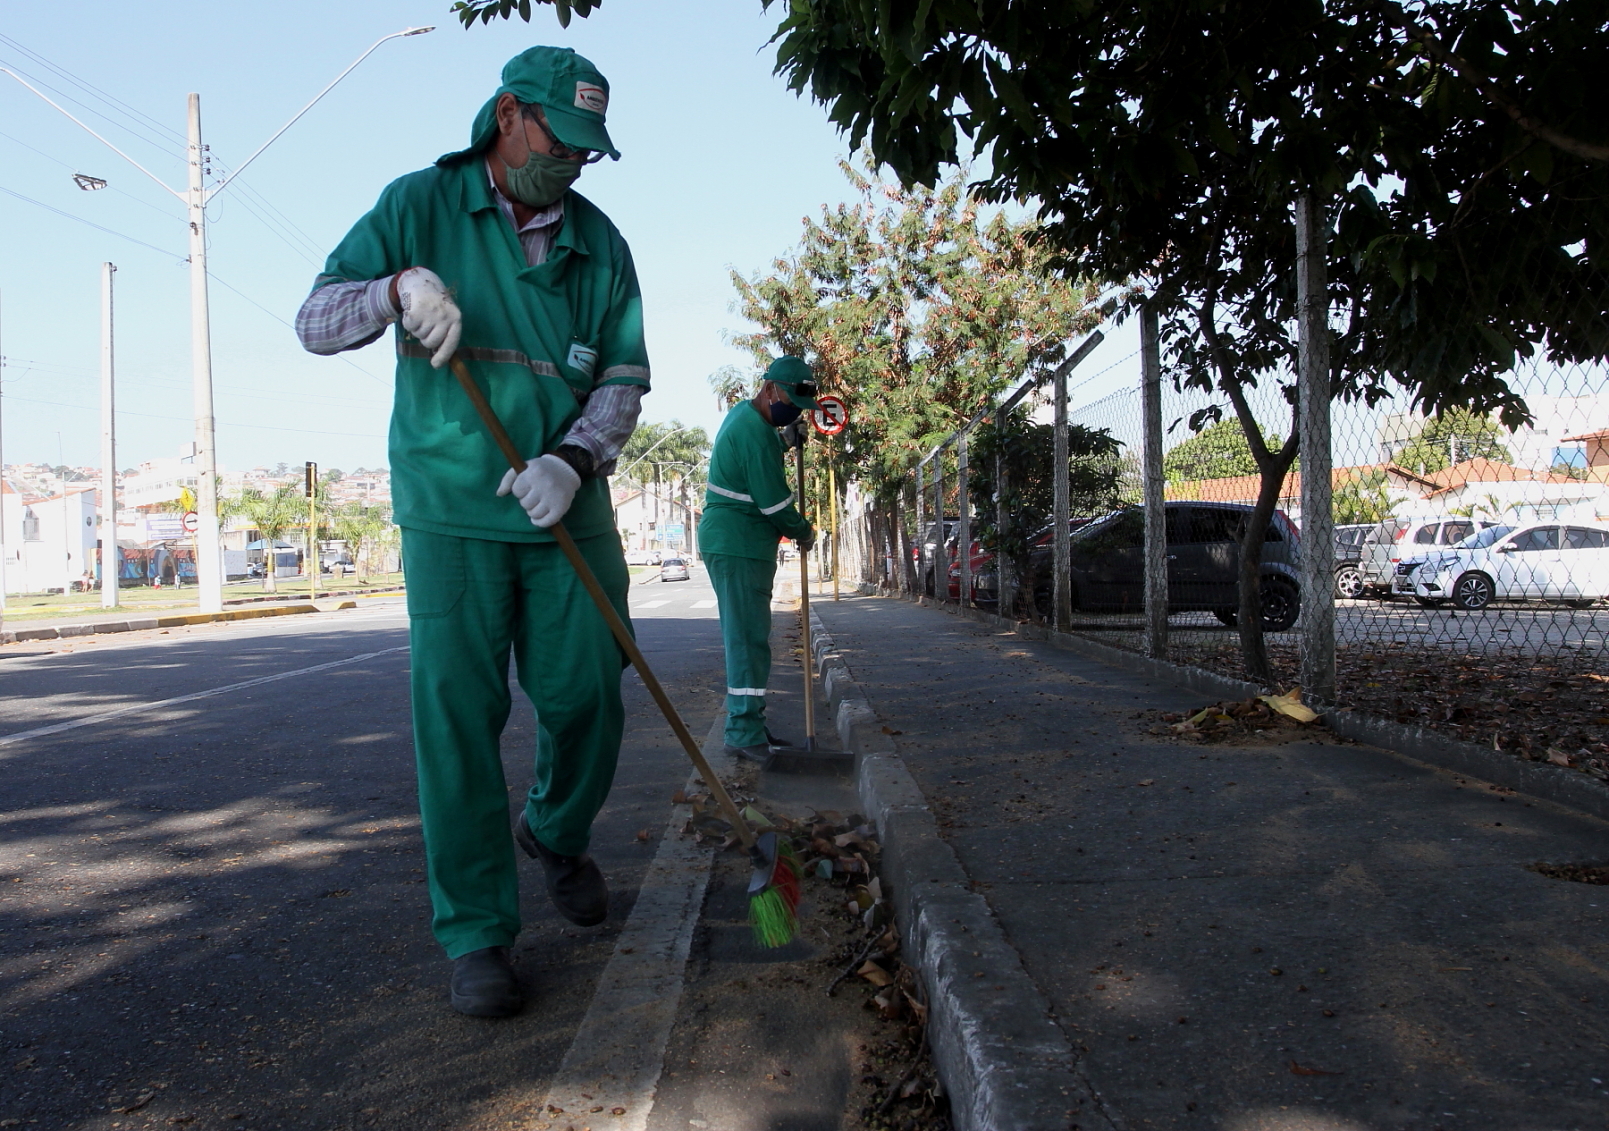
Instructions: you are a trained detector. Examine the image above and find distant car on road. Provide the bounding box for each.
[626,549,662,566]
[659,557,690,582]
[1360,516,1492,595]
[1398,521,1609,610]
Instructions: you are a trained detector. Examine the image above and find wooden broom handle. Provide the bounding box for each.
[447,355,755,849]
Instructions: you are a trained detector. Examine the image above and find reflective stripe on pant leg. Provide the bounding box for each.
[403,528,521,959]
[514,531,631,858]
[705,552,776,748]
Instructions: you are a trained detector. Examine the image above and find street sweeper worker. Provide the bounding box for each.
[700,357,819,762]
[294,46,648,1019]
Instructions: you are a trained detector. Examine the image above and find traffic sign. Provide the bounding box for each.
[181,511,200,535]
[811,395,848,436]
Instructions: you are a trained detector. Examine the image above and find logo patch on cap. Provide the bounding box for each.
[574,82,607,115]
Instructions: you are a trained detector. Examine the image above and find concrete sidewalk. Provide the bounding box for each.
[812,592,1609,1131]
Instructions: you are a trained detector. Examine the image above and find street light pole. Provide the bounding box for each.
[101,262,119,608]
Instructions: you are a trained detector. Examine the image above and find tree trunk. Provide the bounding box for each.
[263,531,277,593]
[1236,453,1296,684]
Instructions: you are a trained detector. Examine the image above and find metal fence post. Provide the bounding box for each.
[1053,361,1072,631]
[996,449,1013,616]
[957,430,971,609]
[932,453,945,601]
[913,459,925,599]
[1140,303,1168,658]
[1296,193,1336,703]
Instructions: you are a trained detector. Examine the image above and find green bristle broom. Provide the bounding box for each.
[449,354,801,947]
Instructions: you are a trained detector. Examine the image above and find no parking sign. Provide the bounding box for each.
[811,395,848,436]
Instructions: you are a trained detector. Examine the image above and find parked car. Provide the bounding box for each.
[659,557,690,582]
[1360,516,1492,595]
[1032,502,1303,631]
[1333,523,1373,598]
[914,518,958,596]
[944,518,1101,607]
[1397,521,1609,610]
[625,549,662,566]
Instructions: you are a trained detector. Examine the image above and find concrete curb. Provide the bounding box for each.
[0,601,353,645]
[808,611,1123,1131]
[223,584,403,605]
[858,583,1609,825]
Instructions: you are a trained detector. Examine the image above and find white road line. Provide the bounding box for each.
[690,600,717,609]
[632,600,672,610]
[535,719,723,1131]
[0,646,409,749]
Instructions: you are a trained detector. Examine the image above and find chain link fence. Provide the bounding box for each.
[847,322,1609,782]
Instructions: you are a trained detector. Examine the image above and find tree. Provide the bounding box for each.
[619,421,710,550]
[1163,419,1283,484]
[730,159,1101,574]
[762,0,1607,681]
[330,503,392,583]
[452,0,599,28]
[967,406,1125,620]
[1390,409,1513,475]
[1333,469,1397,525]
[235,486,303,593]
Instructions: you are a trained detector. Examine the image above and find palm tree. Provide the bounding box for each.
[330,503,392,583]
[235,486,304,593]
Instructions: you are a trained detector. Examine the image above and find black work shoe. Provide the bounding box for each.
[449,946,522,1017]
[514,814,608,927]
[724,742,772,763]
[765,728,795,748]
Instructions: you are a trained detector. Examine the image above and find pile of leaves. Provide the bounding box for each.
[1161,639,1609,783]
[676,796,947,1129]
[1528,861,1609,886]
[1155,687,1321,743]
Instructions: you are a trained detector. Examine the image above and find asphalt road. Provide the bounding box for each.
[0,565,893,1131]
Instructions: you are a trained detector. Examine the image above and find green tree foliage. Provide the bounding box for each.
[619,420,711,528]
[1163,419,1283,484]
[1332,470,1397,525]
[451,0,598,28]
[330,503,393,583]
[235,486,304,593]
[729,160,1101,508]
[1390,409,1514,475]
[967,408,1124,620]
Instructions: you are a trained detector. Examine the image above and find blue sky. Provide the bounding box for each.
[0,0,870,472]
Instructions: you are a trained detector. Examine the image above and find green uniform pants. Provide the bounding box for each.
[402,527,630,959]
[705,552,778,748]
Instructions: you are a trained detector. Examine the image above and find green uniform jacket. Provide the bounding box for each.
[699,403,811,561]
[314,156,650,542]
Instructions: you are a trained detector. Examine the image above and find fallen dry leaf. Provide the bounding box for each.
[857,960,894,987]
[881,725,903,735]
[633,828,650,842]
[1289,1061,1343,1076]
[1260,687,1320,724]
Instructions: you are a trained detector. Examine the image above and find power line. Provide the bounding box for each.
[0,33,187,149]
[1,391,384,439]
[206,272,390,387]
[0,182,181,259]
[0,127,184,222]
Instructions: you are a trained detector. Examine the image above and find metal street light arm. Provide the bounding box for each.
[209,26,434,198]
[0,68,184,200]
[618,426,692,479]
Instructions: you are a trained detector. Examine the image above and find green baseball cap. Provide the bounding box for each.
[438,45,620,166]
[766,356,820,411]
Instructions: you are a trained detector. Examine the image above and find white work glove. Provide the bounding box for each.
[395,267,462,369]
[497,454,582,528]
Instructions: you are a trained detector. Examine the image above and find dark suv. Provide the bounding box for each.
[1032,501,1302,631]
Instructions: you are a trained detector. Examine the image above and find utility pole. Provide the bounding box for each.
[101,263,118,608]
[306,461,318,598]
[0,288,8,624]
[57,433,71,594]
[187,94,224,614]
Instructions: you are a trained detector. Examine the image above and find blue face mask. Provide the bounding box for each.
[769,398,802,427]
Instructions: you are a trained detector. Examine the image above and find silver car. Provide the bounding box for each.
[658,557,690,582]
[1360,516,1491,594]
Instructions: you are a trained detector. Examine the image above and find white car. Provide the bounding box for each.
[1397,521,1609,610]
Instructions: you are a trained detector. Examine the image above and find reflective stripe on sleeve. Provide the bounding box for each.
[708,484,754,503]
[726,686,767,697]
[598,364,650,384]
[758,497,793,516]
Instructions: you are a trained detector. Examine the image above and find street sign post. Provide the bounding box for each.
[811,395,848,436]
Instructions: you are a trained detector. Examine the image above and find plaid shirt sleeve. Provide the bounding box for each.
[295,277,398,355]
[563,384,644,476]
